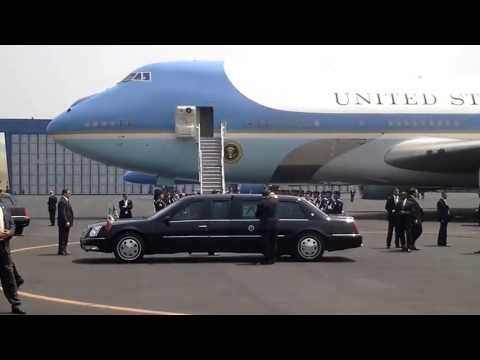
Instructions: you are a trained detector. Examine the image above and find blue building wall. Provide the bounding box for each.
[0,119,151,195]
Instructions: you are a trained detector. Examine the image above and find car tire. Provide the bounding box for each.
[293,232,325,261]
[113,232,145,263]
[14,226,24,235]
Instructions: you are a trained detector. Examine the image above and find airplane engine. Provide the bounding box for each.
[358,185,398,200]
[124,171,175,186]
[123,171,157,185]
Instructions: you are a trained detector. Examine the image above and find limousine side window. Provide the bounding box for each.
[171,201,206,221]
[211,200,230,219]
[239,200,260,219]
[278,201,307,219]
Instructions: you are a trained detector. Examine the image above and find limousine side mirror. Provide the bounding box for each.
[164,216,172,226]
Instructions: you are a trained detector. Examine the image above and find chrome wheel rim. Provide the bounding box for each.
[118,238,141,260]
[298,237,320,259]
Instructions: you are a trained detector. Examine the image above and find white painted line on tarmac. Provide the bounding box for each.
[6,242,188,315]
[16,291,187,315]
[11,242,80,253]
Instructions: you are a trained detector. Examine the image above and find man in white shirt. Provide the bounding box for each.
[0,204,26,314]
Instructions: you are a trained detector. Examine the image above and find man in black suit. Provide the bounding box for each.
[437,191,450,246]
[48,190,57,226]
[57,189,74,255]
[327,191,344,215]
[385,188,401,248]
[408,188,424,250]
[256,189,279,265]
[0,203,26,314]
[118,193,133,219]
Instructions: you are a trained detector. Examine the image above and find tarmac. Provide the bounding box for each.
[2,192,480,315]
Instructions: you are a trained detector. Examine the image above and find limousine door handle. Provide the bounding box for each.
[198,225,208,229]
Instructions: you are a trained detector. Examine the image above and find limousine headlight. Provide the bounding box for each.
[88,225,103,237]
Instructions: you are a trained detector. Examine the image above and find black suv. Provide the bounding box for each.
[80,194,362,263]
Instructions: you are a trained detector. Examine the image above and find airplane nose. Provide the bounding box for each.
[46,113,66,135]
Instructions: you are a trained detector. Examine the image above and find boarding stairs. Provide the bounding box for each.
[198,122,226,194]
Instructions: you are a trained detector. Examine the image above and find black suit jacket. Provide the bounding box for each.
[385,195,399,215]
[256,196,279,225]
[0,206,16,260]
[119,199,133,218]
[57,197,74,227]
[48,195,57,211]
[437,198,450,221]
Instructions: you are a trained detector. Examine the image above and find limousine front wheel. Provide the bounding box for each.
[294,233,325,261]
[114,233,145,263]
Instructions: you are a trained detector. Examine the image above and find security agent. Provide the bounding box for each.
[255,189,279,265]
[48,190,57,226]
[385,188,400,248]
[319,191,332,212]
[396,190,422,252]
[437,191,450,246]
[326,191,344,215]
[408,189,424,250]
[119,193,133,219]
[57,189,74,256]
[0,203,26,314]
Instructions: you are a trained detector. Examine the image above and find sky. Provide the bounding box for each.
[1,45,480,119]
[0,45,231,119]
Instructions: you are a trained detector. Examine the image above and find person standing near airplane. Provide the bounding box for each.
[256,189,279,265]
[436,191,450,246]
[57,189,74,255]
[327,191,344,215]
[0,202,26,314]
[118,193,133,219]
[385,188,400,249]
[396,191,412,252]
[408,188,424,250]
[48,190,57,226]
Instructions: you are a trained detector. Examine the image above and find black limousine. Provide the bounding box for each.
[80,194,362,263]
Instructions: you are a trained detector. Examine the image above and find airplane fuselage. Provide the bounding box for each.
[47,59,480,188]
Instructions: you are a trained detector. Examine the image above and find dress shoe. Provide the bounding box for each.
[62,251,71,256]
[386,245,391,249]
[11,306,26,315]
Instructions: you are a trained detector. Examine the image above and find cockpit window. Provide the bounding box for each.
[121,72,152,83]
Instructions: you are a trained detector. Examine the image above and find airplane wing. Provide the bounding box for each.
[384,138,480,173]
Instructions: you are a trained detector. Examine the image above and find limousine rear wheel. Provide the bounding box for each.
[114,232,145,263]
[294,233,325,261]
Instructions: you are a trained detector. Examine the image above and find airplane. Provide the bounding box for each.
[46,50,480,199]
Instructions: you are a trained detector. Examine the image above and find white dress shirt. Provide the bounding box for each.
[0,206,4,232]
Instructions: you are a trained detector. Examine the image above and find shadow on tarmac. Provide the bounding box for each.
[72,255,355,265]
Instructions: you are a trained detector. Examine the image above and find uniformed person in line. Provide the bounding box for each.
[255,188,279,265]
[350,189,356,203]
[118,193,133,219]
[0,202,26,314]
[319,191,332,212]
[436,191,450,246]
[57,189,74,256]
[327,191,344,215]
[47,190,57,226]
[385,188,400,248]
[408,188,424,250]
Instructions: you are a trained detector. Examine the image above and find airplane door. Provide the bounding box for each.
[199,107,214,138]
